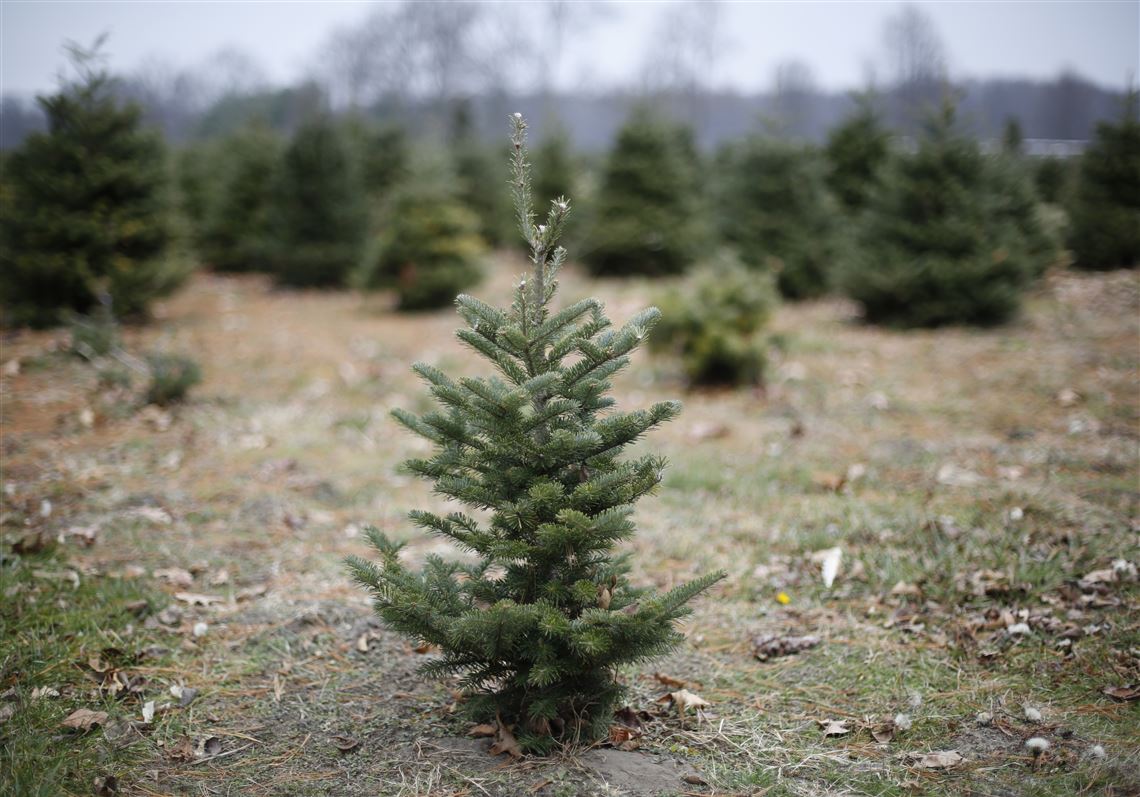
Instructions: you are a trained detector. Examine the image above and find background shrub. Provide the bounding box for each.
[355,158,484,311]
[653,254,777,386]
[825,97,891,215]
[144,353,202,406]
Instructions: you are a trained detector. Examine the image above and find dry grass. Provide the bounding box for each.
[2,259,1137,796]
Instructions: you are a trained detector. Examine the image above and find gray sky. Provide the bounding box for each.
[2,1,1137,98]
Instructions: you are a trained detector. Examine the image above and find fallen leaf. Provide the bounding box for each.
[173,592,224,606]
[911,750,963,769]
[753,634,821,662]
[681,773,708,786]
[207,569,230,587]
[891,581,922,598]
[235,584,267,602]
[1102,685,1140,701]
[819,719,850,737]
[63,525,99,547]
[612,706,645,731]
[12,531,50,555]
[687,422,729,442]
[330,735,361,753]
[2,358,20,376]
[62,708,109,732]
[356,633,371,653]
[469,723,496,738]
[659,688,711,716]
[167,736,195,761]
[30,686,59,700]
[608,723,641,751]
[488,714,522,759]
[412,642,436,654]
[871,720,896,743]
[813,547,842,588]
[133,506,173,525]
[141,701,155,723]
[153,568,194,588]
[0,704,16,724]
[93,775,119,796]
[653,672,686,689]
[811,472,846,492]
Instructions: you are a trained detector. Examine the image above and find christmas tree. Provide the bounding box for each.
[825,97,891,214]
[268,115,367,287]
[1067,92,1140,270]
[716,137,839,300]
[199,124,281,273]
[0,41,178,327]
[838,103,1047,327]
[355,155,485,311]
[347,114,723,753]
[584,109,703,277]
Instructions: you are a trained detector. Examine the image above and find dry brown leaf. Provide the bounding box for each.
[1102,684,1139,701]
[753,634,821,662]
[64,525,99,547]
[167,736,196,761]
[62,708,109,731]
[811,472,847,492]
[93,775,119,796]
[687,422,729,442]
[356,633,371,653]
[681,773,709,786]
[596,584,612,610]
[608,724,641,751]
[235,584,268,602]
[469,723,497,737]
[0,704,16,724]
[912,750,963,769]
[659,688,711,716]
[891,581,922,598]
[12,531,50,555]
[173,592,224,606]
[412,642,436,655]
[330,735,361,753]
[488,714,522,759]
[154,568,193,588]
[653,672,686,688]
[819,719,850,737]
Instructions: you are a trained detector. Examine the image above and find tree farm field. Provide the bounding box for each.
[2,261,1137,797]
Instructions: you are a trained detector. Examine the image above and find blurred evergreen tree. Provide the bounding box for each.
[825,97,891,214]
[838,102,1052,327]
[1067,92,1140,269]
[268,114,367,287]
[199,123,281,273]
[361,124,411,201]
[584,109,703,277]
[717,137,839,300]
[0,41,182,326]
[355,154,484,310]
[1002,117,1024,156]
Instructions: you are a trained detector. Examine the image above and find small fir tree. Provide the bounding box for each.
[838,103,1048,327]
[1067,93,1140,269]
[652,254,777,387]
[716,137,839,300]
[347,114,724,753]
[0,41,178,327]
[825,97,891,214]
[199,124,281,273]
[584,109,703,277]
[355,156,485,311]
[361,124,411,202]
[268,115,367,287]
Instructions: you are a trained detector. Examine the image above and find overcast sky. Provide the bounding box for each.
[2,1,1137,98]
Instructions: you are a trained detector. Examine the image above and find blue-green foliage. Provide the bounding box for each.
[346,115,723,753]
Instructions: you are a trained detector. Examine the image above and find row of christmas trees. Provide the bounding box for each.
[2,48,1138,333]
